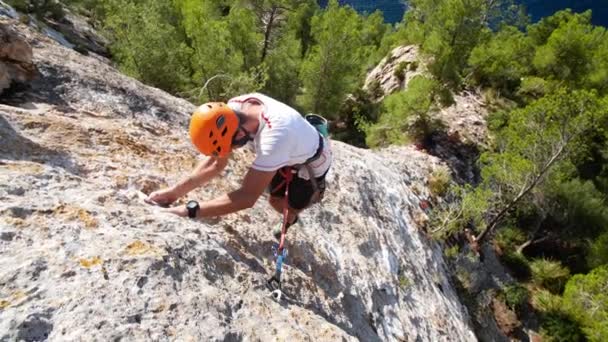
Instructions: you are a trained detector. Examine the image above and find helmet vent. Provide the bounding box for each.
[206,104,212,109]
[221,127,228,137]
[213,140,218,145]
[216,146,222,153]
[209,131,213,138]
[216,115,225,129]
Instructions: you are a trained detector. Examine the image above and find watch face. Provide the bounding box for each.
[187,201,198,210]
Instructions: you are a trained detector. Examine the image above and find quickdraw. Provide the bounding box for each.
[267,167,294,300]
[265,134,325,301]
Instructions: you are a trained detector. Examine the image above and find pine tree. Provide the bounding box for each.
[299,0,363,118]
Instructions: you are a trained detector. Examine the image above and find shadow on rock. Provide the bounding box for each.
[15,311,54,342]
[0,114,82,175]
[424,131,481,184]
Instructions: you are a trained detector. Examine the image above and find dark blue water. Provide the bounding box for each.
[318,0,608,27]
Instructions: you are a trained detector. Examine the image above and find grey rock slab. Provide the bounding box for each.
[0,20,477,342]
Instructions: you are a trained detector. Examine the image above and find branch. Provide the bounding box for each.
[476,141,568,243]
[199,74,232,100]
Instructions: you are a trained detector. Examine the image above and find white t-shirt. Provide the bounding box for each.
[227,93,332,179]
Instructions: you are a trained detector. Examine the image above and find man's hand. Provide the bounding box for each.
[146,188,179,207]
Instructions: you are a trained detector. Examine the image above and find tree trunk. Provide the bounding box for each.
[261,6,277,63]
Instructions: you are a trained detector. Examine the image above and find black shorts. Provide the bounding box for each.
[269,168,327,210]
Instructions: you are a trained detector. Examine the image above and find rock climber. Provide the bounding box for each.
[146,93,332,238]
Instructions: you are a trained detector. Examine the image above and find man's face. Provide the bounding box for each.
[232,127,251,148]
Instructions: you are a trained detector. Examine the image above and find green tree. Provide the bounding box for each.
[103,0,192,94]
[468,25,534,92]
[476,90,603,242]
[431,90,605,242]
[299,0,364,118]
[364,75,443,147]
[529,9,608,90]
[245,0,317,104]
[403,0,523,86]
[563,266,608,341]
[175,0,247,102]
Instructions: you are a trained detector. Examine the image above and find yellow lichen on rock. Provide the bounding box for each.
[1,291,28,309]
[79,256,103,268]
[55,204,98,229]
[0,160,44,174]
[124,240,165,258]
[3,217,26,228]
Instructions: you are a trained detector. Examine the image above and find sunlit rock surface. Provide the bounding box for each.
[0,20,36,95]
[0,19,476,341]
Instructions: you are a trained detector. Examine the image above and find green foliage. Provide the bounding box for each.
[364,76,444,147]
[501,251,531,280]
[588,232,608,269]
[540,312,586,342]
[532,288,586,341]
[299,0,368,117]
[528,9,608,91]
[403,0,523,87]
[458,89,603,243]
[468,26,534,91]
[428,166,451,198]
[501,284,529,314]
[496,226,527,252]
[516,76,552,101]
[563,266,608,341]
[532,288,564,313]
[175,0,248,101]
[399,275,411,289]
[444,245,460,259]
[103,0,192,94]
[393,61,408,81]
[530,259,570,294]
[547,179,608,240]
[7,0,65,20]
[335,88,381,147]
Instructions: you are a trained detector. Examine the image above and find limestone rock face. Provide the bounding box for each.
[0,20,477,341]
[364,45,426,101]
[0,20,36,95]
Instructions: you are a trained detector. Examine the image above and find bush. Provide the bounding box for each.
[429,166,451,198]
[364,76,445,147]
[444,245,459,259]
[408,61,419,71]
[7,0,65,20]
[468,26,534,92]
[532,289,586,341]
[563,266,608,341]
[496,226,527,252]
[588,232,608,269]
[532,289,564,313]
[540,312,586,342]
[367,80,384,99]
[501,252,531,280]
[393,61,408,81]
[530,259,570,294]
[501,284,529,314]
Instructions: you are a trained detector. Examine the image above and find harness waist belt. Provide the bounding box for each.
[304,134,324,165]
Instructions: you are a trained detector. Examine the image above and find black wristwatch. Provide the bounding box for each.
[186,200,200,219]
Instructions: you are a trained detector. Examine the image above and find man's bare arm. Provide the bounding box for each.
[171,156,229,197]
[195,167,276,217]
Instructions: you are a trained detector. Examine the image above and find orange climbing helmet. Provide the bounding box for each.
[189,102,240,158]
